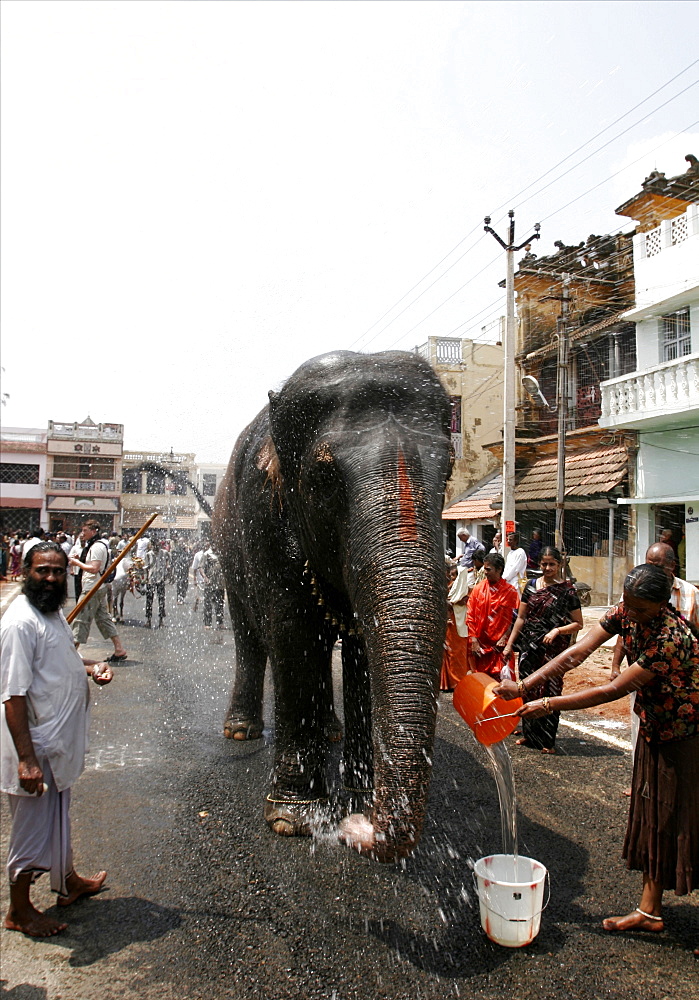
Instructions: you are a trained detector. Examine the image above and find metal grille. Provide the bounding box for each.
[0,462,40,484]
[662,309,691,362]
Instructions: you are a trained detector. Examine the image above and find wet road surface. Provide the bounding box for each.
[1,588,696,1000]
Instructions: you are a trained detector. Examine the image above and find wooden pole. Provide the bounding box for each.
[66,511,159,624]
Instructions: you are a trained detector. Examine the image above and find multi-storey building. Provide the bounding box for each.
[0,427,48,534]
[416,335,504,553]
[600,155,699,582]
[194,462,228,535]
[46,418,123,535]
[121,450,199,539]
[478,232,639,602]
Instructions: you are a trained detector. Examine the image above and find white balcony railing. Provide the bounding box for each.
[600,351,699,426]
[635,205,699,260]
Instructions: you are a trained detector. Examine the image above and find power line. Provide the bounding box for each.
[540,117,699,223]
[513,78,698,213]
[493,58,699,215]
[351,60,699,354]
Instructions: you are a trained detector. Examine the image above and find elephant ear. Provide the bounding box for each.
[255,435,283,497]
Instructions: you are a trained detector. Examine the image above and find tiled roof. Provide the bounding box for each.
[515,445,628,502]
[443,472,502,520]
[443,445,628,518]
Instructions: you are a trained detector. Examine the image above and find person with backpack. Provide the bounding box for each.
[68,520,127,661]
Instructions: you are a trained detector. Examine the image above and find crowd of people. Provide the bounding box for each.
[1,519,696,951]
[442,523,697,951]
[1,525,228,634]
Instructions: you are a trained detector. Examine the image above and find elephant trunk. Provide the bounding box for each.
[340,448,447,862]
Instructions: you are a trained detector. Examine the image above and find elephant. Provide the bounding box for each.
[212,350,453,862]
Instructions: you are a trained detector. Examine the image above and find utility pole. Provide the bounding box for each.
[484,211,540,549]
[554,280,570,554]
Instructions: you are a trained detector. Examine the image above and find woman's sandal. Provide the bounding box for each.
[515,738,532,747]
[106,652,128,662]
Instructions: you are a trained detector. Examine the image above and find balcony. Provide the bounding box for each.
[415,337,464,366]
[49,478,118,493]
[48,421,123,442]
[599,351,699,430]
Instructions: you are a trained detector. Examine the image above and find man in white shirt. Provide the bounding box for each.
[503,532,527,592]
[1,542,113,937]
[68,520,127,660]
[456,529,481,569]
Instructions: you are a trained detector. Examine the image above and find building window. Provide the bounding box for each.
[146,470,166,495]
[449,397,462,434]
[122,469,142,494]
[53,457,115,480]
[0,462,40,484]
[661,309,691,362]
[202,473,218,496]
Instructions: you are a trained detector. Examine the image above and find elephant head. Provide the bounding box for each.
[267,351,452,861]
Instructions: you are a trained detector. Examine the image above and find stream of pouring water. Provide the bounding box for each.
[484,741,519,870]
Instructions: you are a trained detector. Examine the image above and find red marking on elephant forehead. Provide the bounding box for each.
[397,450,417,542]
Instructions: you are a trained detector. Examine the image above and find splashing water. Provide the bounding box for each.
[483,741,518,866]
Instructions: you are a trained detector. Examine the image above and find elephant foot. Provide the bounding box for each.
[338,813,418,863]
[223,717,264,741]
[264,795,331,838]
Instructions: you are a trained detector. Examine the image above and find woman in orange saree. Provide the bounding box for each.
[466,552,519,679]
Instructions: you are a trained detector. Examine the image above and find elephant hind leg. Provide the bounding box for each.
[224,592,267,741]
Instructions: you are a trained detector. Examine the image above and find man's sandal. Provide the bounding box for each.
[106,652,128,662]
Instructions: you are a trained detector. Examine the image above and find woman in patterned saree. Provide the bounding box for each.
[495,564,698,948]
[502,546,583,753]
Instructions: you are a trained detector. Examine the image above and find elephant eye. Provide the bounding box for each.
[306,443,343,503]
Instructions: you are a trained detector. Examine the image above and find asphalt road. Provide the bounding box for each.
[1,586,696,1000]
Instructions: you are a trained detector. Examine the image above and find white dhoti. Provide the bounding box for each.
[6,763,73,897]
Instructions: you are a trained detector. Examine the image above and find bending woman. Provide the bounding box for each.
[502,546,583,753]
[495,564,698,946]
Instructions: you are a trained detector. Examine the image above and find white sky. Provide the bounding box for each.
[2,0,698,462]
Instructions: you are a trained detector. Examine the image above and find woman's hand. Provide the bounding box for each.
[517,699,548,719]
[501,644,513,660]
[542,628,560,646]
[470,639,483,657]
[493,678,519,700]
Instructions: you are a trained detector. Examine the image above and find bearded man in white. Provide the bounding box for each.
[1,542,113,937]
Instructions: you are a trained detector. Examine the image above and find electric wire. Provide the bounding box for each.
[351,62,699,354]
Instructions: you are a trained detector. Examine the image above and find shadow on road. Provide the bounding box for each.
[1,981,48,1000]
[28,896,182,968]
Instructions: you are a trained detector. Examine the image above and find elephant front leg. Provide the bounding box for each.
[264,636,333,837]
[339,635,374,816]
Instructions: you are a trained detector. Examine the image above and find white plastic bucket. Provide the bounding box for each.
[473,854,548,948]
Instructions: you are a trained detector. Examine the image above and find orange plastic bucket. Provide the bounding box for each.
[453,671,522,745]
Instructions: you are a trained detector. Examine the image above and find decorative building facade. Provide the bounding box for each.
[600,155,699,583]
[45,418,123,534]
[121,450,198,538]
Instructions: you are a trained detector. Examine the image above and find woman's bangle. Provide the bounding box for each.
[517,679,525,697]
[542,696,551,714]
